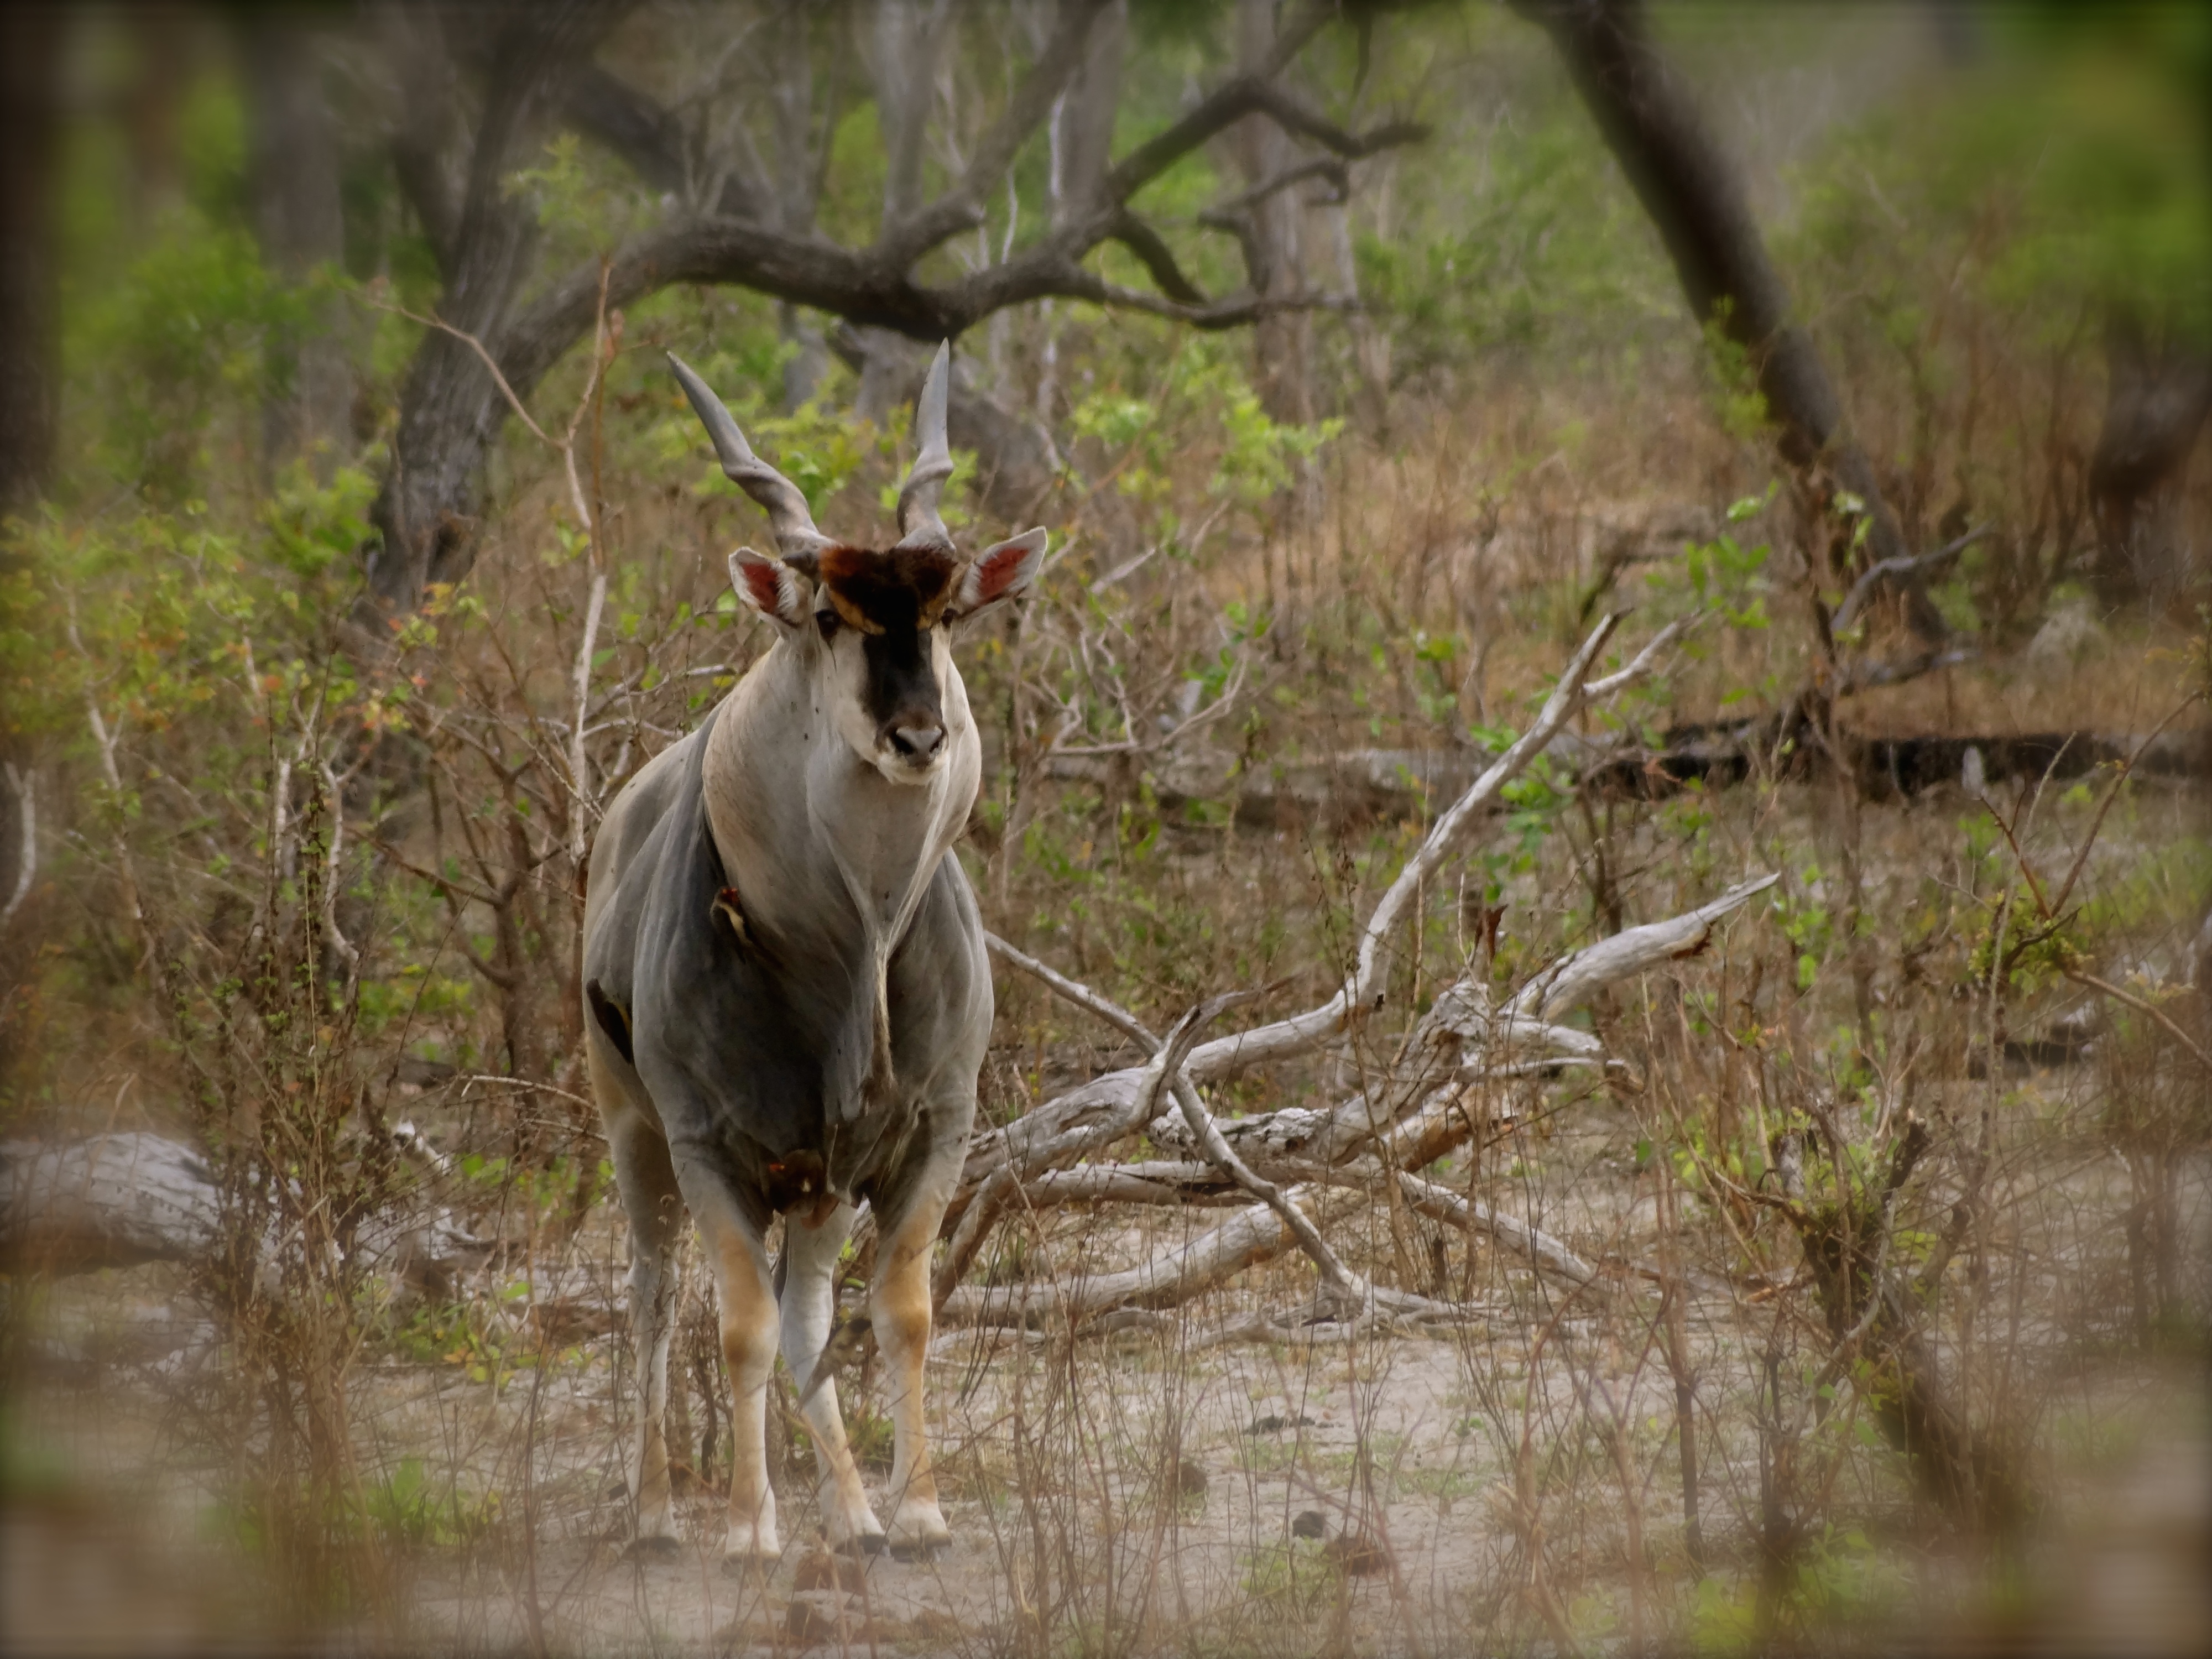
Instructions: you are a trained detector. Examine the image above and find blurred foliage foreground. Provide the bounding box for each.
[1,3,2209,1654]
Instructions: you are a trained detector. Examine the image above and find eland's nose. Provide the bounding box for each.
[887,719,945,763]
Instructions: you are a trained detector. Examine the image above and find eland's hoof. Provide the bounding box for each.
[835,1531,888,1558]
[623,1533,682,1562]
[888,1496,951,1559]
[722,1520,782,1568]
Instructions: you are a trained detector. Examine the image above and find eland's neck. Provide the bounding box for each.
[701,638,980,963]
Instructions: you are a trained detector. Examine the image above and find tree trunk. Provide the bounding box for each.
[123,7,196,230]
[0,4,61,1084]
[1054,0,1125,224]
[363,2,623,625]
[2088,304,2211,608]
[1233,0,1312,426]
[0,3,61,519]
[772,3,833,410]
[242,9,354,483]
[853,0,952,423]
[1034,0,1124,426]
[1524,0,1946,641]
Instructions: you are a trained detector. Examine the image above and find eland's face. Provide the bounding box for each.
[809,544,961,784]
[668,341,1046,786]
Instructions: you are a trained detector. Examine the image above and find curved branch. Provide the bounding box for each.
[494,23,1424,377]
[1104,212,1209,307]
[1507,873,1778,1025]
[1105,77,1425,210]
[1204,155,1351,221]
[1830,525,1989,636]
[501,215,1353,399]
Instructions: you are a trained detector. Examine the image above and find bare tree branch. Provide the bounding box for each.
[0,764,32,933]
[2066,970,2212,1076]
[932,997,1237,1307]
[1396,1173,1601,1288]
[984,930,1159,1054]
[1167,1014,1366,1307]
[1507,873,1777,1025]
[1103,212,1211,307]
[1204,154,1352,221]
[1830,525,1989,635]
[1104,77,1425,215]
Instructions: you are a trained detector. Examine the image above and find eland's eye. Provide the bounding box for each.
[816,611,839,640]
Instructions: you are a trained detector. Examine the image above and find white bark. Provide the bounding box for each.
[2,1135,226,1274]
[1395,1173,1601,1290]
[940,1197,1293,1327]
[1507,874,1778,1024]
[0,762,32,931]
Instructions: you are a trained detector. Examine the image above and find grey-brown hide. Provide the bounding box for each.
[581,343,1042,1557]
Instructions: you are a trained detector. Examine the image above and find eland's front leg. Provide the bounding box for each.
[688,1192,782,1563]
[779,1203,887,1553]
[871,1196,952,1555]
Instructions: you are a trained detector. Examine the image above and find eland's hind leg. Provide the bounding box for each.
[778,1203,886,1552]
[597,1073,685,1549]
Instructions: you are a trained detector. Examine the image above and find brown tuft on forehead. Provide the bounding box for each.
[817,543,959,632]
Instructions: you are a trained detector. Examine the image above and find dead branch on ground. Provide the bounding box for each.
[926,614,1787,1338]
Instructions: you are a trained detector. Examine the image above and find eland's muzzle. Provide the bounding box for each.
[885,717,946,766]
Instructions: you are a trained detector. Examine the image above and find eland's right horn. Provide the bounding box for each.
[668,352,831,564]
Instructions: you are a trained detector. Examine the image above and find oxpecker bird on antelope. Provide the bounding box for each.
[581,342,1044,1562]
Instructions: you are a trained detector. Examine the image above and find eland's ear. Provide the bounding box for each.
[946,528,1047,622]
[729,546,811,630]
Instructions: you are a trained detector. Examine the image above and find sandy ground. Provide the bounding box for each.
[7,1134,2208,1656]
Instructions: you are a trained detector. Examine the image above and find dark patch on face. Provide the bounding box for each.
[859,620,941,743]
[817,545,955,757]
[817,543,958,633]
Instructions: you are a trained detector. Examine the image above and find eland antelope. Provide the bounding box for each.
[582,344,1042,1561]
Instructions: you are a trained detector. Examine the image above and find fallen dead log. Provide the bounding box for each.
[1047,724,2206,829]
[1,1134,227,1275]
[1130,875,1775,1176]
[936,1167,1622,1331]
[1586,721,2209,804]
[0,1131,488,1286]
[939,1198,1298,1328]
[1395,1173,1601,1289]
